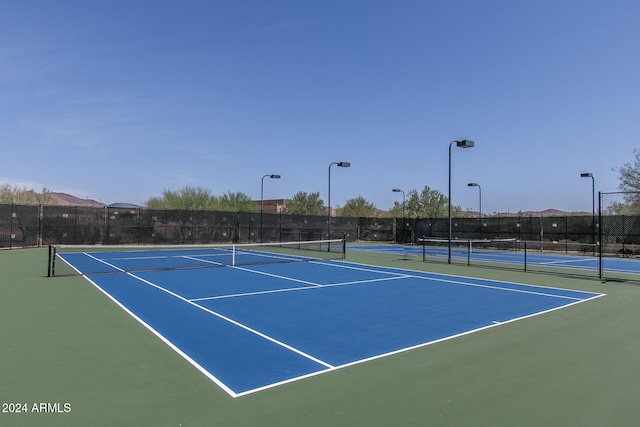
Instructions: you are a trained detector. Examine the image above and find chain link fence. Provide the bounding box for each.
[0,204,401,247]
[0,204,40,248]
[599,192,640,282]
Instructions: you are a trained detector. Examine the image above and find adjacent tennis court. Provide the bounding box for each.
[351,241,640,275]
[53,242,603,397]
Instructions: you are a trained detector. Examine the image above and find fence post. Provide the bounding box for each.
[394,217,397,243]
[73,205,78,244]
[598,192,603,280]
[106,207,110,244]
[38,204,43,247]
[9,203,14,249]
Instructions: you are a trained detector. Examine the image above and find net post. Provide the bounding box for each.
[51,246,57,277]
[47,245,52,277]
[232,244,236,266]
[467,240,471,266]
[524,241,527,272]
[342,237,346,259]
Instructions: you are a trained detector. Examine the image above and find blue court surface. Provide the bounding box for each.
[350,243,640,274]
[58,250,603,398]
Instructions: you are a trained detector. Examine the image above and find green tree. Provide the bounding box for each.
[389,186,461,218]
[145,186,218,210]
[282,191,325,215]
[34,187,52,205]
[216,191,257,212]
[615,149,640,212]
[1,184,25,203]
[0,185,52,204]
[337,196,376,217]
[384,203,403,218]
[606,201,630,215]
[1,184,17,203]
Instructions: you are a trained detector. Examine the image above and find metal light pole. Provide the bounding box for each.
[448,140,475,263]
[260,174,281,243]
[328,162,350,240]
[392,188,405,243]
[581,172,595,244]
[467,182,482,239]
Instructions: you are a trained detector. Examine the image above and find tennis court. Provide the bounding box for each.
[6,246,640,426]
[53,241,603,397]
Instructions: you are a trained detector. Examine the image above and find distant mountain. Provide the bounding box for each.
[534,209,568,217]
[491,208,583,217]
[49,192,104,207]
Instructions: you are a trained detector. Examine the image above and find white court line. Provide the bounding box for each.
[111,255,170,261]
[309,259,414,276]
[83,274,240,397]
[127,272,335,370]
[230,265,323,287]
[84,252,126,271]
[190,275,410,302]
[181,255,225,266]
[538,258,596,266]
[310,260,603,301]
[407,274,588,301]
[78,253,336,372]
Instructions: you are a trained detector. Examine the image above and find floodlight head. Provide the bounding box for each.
[456,140,475,148]
[337,162,351,167]
[467,183,479,187]
[580,172,593,178]
[270,174,281,179]
[392,188,402,192]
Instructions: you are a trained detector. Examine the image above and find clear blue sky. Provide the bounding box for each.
[2,0,639,213]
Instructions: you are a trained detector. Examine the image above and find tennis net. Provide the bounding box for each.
[47,239,346,277]
[418,238,518,264]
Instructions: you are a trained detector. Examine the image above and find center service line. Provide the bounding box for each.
[125,271,336,370]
